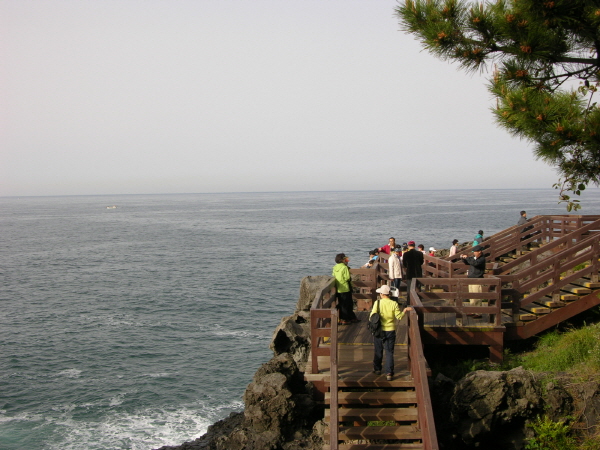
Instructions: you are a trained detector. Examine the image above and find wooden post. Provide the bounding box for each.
[329,309,339,450]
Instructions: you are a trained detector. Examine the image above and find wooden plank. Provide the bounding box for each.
[537,299,566,308]
[573,278,600,289]
[325,391,417,405]
[520,305,550,315]
[324,407,419,422]
[323,443,424,450]
[336,425,422,440]
[516,313,537,321]
[562,285,592,295]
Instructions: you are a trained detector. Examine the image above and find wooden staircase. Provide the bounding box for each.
[323,370,424,450]
[480,217,600,339]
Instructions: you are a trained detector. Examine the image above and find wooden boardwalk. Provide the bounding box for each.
[309,215,600,450]
[307,312,425,450]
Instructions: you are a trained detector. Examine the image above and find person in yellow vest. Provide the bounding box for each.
[370,285,413,380]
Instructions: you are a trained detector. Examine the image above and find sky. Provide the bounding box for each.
[1,0,563,197]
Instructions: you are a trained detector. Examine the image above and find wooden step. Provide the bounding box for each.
[573,278,600,289]
[324,406,419,422]
[521,305,550,315]
[335,379,415,389]
[323,444,424,450]
[537,299,566,308]
[325,391,417,405]
[515,312,536,321]
[335,425,422,440]
[561,285,592,295]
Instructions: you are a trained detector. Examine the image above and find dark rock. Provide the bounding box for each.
[449,367,543,448]
[270,276,330,370]
[439,367,600,449]
[296,276,332,312]
[214,353,317,450]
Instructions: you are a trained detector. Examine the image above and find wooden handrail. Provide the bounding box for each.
[310,278,337,374]
[498,218,600,275]
[407,308,439,450]
[410,277,503,326]
[501,233,600,308]
[329,309,339,450]
[440,215,600,264]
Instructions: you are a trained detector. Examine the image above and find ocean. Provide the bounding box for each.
[2,189,599,450]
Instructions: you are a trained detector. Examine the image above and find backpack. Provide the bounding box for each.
[368,299,385,339]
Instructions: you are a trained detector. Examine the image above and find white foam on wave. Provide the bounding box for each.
[55,369,82,379]
[142,372,176,378]
[208,324,270,340]
[42,400,244,450]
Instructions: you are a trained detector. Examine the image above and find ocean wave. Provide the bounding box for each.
[207,324,270,340]
[40,402,243,450]
[55,369,82,379]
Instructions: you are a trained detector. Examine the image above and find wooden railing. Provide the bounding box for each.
[329,309,339,450]
[309,279,340,449]
[498,218,600,275]
[501,233,600,311]
[440,215,600,260]
[428,216,600,278]
[409,277,503,326]
[407,308,439,450]
[350,263,387,310]
[310,278,337,374]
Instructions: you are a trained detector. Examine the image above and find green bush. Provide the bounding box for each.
[525,416,577,450]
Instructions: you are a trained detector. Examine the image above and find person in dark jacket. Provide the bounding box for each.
[459,246,486,318]
[402,240,424,305]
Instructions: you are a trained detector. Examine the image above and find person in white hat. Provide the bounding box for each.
[371,285,413,381]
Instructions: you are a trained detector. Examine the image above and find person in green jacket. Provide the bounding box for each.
[332,253,359,324]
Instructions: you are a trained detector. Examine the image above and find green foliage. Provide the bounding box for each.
[525,415,577,450]
[396,0,600,209]
[520,324,600,374]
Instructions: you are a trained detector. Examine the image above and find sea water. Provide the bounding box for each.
[2,189,600,450]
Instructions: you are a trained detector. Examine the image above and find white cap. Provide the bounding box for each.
[429,247,436,252]
[375,285,391,295]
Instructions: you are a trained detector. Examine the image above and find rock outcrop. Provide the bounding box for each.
[431,367,600,449]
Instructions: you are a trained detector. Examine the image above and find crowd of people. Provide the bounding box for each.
[330,211,531,381]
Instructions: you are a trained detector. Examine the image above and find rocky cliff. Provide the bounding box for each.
[155,276,600,450]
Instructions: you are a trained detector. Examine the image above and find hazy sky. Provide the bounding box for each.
[2,0,562,197]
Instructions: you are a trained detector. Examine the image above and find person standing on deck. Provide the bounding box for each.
[518,210,535,247]
[473,230,484,247]
[378,237,396,255]
[449,239,459,257]
[371,285,413,381]
[459,246,486,318]
[402,241,424,305]
[332,253,359,324]
[388,246,403,293]
[518,210,528,226]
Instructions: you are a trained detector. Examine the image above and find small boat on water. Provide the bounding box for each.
[106,205,117,209]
